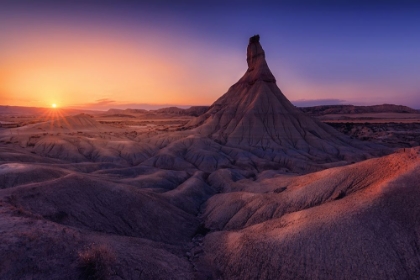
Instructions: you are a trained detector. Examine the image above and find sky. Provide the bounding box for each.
[1,0,420,110]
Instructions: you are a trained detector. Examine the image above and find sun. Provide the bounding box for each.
[51,103,57,108]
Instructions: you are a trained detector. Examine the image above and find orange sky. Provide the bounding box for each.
[1,2,419,110]
[0,21,244,110]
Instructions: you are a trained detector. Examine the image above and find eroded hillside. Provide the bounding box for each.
[1,36,419,280]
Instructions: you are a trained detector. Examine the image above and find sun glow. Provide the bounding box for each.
[35,103,67,127]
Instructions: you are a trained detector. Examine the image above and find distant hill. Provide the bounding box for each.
[152,106,209,117]
[101,114,136,118]
[9,113,110,133]
[300,104,419,116]
[106,108,148,114]
[104,106,209,117]
[0,105,101,116]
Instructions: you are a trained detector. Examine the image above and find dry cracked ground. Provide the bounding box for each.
[1,36,420,279]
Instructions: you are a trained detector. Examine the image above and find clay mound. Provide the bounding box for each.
[0,220,194,279]
[8,173,199,244]
[153,107,186,115]
[19,113,109,133]
[0,195,194,279]
[186,35,385,161]
[198,148,420,279]
[144,135,234,172]
[184,106,209,117]
[0,146,64,164]
[0,163,69,189]
[202,148,420,231]
[30,136,157,164]
[119,169,190,191]
[164,171,216,215]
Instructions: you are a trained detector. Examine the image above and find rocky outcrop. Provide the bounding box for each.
[185,35,387,165]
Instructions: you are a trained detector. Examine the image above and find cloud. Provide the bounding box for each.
[69,98,117,109]
[91,98,116,106]
[291,99,348,107]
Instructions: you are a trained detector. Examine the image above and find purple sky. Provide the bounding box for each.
[1,0,419,109]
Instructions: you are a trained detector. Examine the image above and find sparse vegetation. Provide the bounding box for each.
[78,244,116,280]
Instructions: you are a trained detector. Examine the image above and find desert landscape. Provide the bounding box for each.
[1,33,420,279]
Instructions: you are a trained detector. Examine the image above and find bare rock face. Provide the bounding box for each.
[239,34,276,85]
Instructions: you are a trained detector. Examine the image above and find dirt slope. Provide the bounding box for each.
[199,148,420,279]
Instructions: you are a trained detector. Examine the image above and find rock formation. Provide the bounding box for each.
[185,35,386,168]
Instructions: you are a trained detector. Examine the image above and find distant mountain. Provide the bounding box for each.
[300,104,419,115]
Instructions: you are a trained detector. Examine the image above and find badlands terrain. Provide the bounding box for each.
[1,36,420,279]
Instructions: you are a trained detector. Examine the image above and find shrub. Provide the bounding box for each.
[78,244,116,280]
